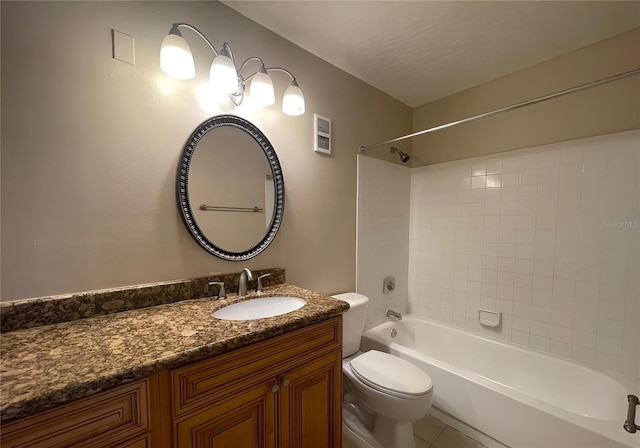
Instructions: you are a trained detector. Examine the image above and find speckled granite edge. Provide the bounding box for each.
[0,284,349,423]
[0,268,285,333]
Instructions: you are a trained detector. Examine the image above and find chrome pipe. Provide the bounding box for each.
[359,68,640,152]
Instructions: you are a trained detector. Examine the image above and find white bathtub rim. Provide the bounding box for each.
[365,315,637,392]
[377,315,636,385]
[379,339,636,448]
[363,316,639,448]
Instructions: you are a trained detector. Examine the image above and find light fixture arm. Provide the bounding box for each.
[264,67,296,82]
[171,24,237,71]
[233,57,268,102]
[161,22,305,115]
[239,57,266,77]
[221,42,236,67]
[238,62,296,85]
[231,62,298,107]
[229,59,262,106]
[171,23,220,56]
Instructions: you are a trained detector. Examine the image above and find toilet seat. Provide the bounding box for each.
[349,350,432,399]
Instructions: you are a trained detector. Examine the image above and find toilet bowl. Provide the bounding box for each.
[333,293,433,448]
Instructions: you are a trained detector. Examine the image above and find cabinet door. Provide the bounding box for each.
[1,380,149,448]
[176,380,277,448]
[112,433,151,448]
[278,350,342,448]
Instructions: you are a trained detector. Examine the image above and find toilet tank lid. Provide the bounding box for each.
[331,292,369,306]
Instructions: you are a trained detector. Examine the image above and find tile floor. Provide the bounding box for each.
[343,414,487,448]
[412,415,487,448]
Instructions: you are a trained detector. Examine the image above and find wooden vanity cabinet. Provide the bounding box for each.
[170,316,343,448]
[0,380,150,448]
[1,316,342,448]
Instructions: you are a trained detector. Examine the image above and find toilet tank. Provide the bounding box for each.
[332,292,369,357]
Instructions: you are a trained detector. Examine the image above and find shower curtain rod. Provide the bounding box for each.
[359,67,640,152]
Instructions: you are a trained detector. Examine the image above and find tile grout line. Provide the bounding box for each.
[414,421,447,448]
[418,420,488,448]
[431,424,447,446]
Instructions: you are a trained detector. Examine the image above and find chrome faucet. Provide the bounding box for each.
[238,268,254,296]
[386,309,402,321]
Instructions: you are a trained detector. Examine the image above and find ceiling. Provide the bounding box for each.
[223,1,640,108]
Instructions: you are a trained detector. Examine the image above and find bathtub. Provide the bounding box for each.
[361,316,639,448]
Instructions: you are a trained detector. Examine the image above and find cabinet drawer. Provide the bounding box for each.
[1,380,149,448]
[173,316,341,417]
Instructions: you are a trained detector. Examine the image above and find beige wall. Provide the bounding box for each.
[0,1,411,301]
[412,28,640,166]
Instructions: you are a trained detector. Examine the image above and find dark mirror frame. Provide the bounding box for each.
[177,114,285,261]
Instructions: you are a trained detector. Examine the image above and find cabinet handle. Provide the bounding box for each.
[271,384,279,393]
[282,379,290,387]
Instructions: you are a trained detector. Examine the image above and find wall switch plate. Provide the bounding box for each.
[112,29,135,65]
[383,276,395,294]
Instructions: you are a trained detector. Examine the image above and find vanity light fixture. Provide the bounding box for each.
[160,23,305,116]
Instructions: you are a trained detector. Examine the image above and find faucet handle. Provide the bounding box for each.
[257,273,271,293]
[208,281,226,299]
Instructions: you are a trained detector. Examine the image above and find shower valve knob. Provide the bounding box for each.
[383,276,395,294]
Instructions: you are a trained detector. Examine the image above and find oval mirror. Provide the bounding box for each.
[177,115,285,261]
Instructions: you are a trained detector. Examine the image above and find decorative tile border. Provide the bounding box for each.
[0,268,285,333]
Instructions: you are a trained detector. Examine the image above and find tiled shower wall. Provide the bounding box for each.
[408,130,639,377]
[357,155,411,330]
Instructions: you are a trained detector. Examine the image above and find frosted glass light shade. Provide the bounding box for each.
[250,71,275,106]
[282,82,305,116]
[210,54,238,94]
[160,34,195,79]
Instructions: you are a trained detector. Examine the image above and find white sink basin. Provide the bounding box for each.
[212,296,306,320]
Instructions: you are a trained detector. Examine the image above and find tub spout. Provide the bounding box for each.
[624,394,639,433]
[386,309,402,321]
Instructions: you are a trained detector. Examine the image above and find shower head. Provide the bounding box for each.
[390,147,410,163]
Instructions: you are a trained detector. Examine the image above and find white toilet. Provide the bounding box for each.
[333,293,433,448]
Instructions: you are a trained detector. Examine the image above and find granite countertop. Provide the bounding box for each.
[0,284,349,423]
